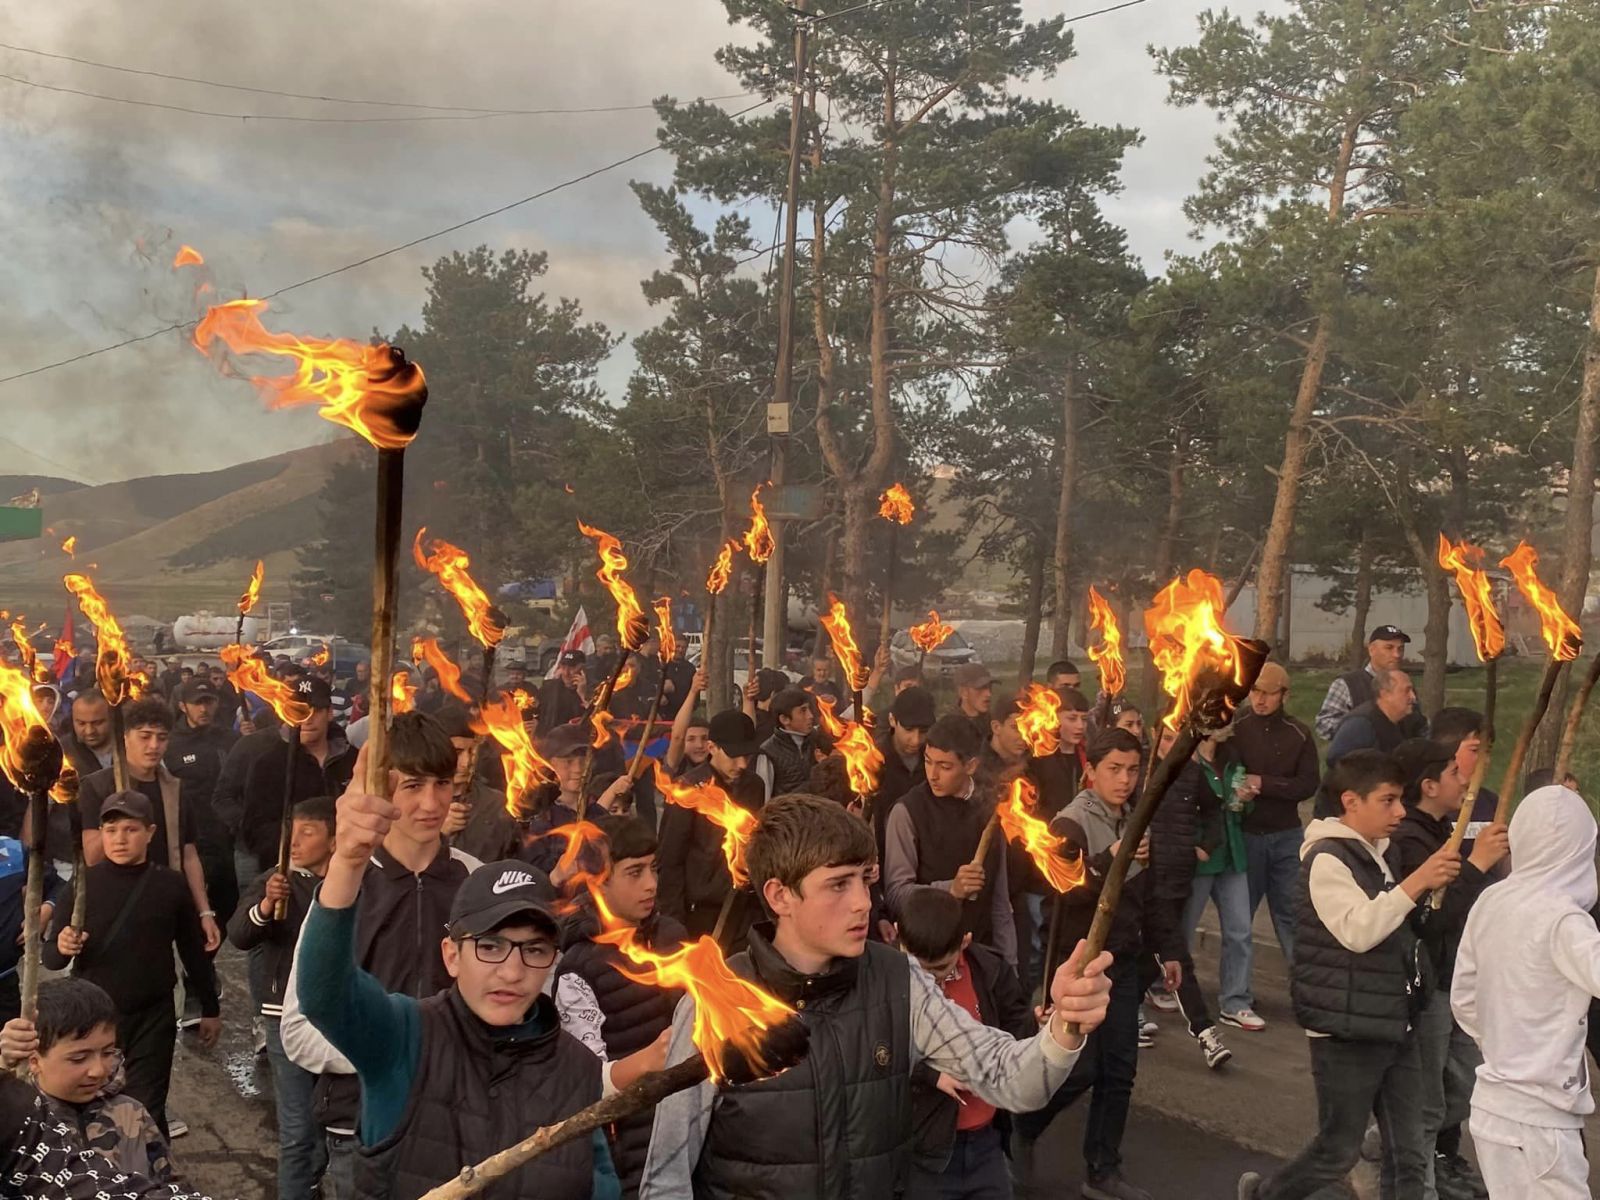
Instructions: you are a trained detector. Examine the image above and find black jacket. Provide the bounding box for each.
[1052,793,1182,961]
[868,731,925,860]
[213,726,284,840]
[238,729,355,869]
[1148,759,1214,903]
[1230,710,1320,835]
[1317,702,1413,817]
[656,763,765,921]
[909,944,1033,1171]
[225,865,320,1017]
[761,729,817,797]
[163,719,238,856]
[1384,807,1490,984]
[893,783,1005,951]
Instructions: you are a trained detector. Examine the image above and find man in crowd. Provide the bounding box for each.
[1030,686,1091,819]
[869,685,935,857]
[165,676,241,948]
[1315,626,1423,740]
[1045,661,1082,693]
[951,663,994,750]
[438,704,518,864]
[539,651,588,734]
[515,725,634,874]
[760,687,818,795]
[61,690,115,780]
[1323,668,1420,778]
[1230,662,1320,961]
[884,715,1017,968]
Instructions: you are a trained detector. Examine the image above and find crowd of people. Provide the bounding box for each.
[0,618,1597,1200]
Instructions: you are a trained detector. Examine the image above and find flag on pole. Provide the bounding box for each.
[52,606,75,682]
[547,606,595,679]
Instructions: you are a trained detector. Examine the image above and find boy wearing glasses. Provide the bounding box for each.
[297,740,618,1200]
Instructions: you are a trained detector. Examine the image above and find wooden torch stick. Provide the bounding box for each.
[711,888,742,948]
[1431,655,1501,911]
[1555,651,1600,782]
[576,648,637,819]
[748,570,765,678]
[419,1054,712,1200]
[627,670,672,784]
[365,449,406,798]
[1494,656,1568,823]
[273,724,303,920]
[108,699,129,793]
[18,788,48,1029]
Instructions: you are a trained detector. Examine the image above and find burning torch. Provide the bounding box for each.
[997,777,1089,985]
[1,656,64,1029]
[1496,542,1582,816]
[819,594,869,720]
[236,559,264,648]
[701,539,737,692]
[877,483,915,655]
[971,684,1060,871]
[574,522,650,817]
[816,695,885,818]
[744,486,775,676]
[651,761,761,948]
[627,597,678,786]
[908,610,956,675]
[1086,585,1126,727]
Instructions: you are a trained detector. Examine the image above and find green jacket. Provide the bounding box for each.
[1194,754,1250,876]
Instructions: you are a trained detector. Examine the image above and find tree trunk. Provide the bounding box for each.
[838,484,873,626]
[1279,557,1295,663]
[1255,114,1361,642]
[812,521,838,660]
[1530,263,1600,773]
[1049,365,1079,661]
[1350,525,1374,669]
[1019,532,1047,686]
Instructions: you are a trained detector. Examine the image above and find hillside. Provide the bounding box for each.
[0,440,358,620]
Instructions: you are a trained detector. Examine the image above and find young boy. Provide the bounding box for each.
[1452,783,1600,1198]
[0,977,173,1182]
[297,740,618,1199]
[1013,727,1182,1200]
[640,792,1114,1200]
[0,833,58,1023]
[1238,749,1461,1200]
[226,796,337,1200]
[43,791,220,1137]
[884,715,1017,967]
[555,817,688,1198]
[898,887,1037,1200]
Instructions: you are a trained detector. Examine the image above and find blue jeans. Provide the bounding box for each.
[906,1124,1012,1199]
[1245,827,1302,963]
[265,1018,326,1200]
[1182,869,1254,1015]
[322,1133,359,1200]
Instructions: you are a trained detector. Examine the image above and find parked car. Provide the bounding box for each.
[889,627,980,677]
[258,634,368,678]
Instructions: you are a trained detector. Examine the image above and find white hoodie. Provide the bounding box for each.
[1452,786,1600,1129]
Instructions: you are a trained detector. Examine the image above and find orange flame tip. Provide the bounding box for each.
[651,761,758,885]
[653,596,677,662]
[1016,684,1062,757]
[1086,586,1127,697]
[878,482,914,525]
[819,594,869,690]
[908,611,956,655]
[476,693,554,815]
[1143,569,1246,731]
[412,636,472,702]
[1436,535,1505,663]
[815,696,885,796]
[577,521,649,649]
[391,670,418,714]
[743,485,775,565]
[60,536,76,558]
[219,644,312,726]
[997,778,1086,893]
[64,573,146,704]
[238,560,265,618]
[173,245,204,269]
[706,540,738,596]
[192,298,426,452]
[0,657,52,789]
[1500,541,1582,661]
[412,529,506,649]
[308,646,330,668]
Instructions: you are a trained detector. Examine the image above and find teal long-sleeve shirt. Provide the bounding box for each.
[296,899,619,1198]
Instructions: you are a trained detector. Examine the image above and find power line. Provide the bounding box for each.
[0,98,774,389]
[0,38,754,116]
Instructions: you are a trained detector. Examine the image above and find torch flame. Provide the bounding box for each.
[60,536,76,558]
[651,762,758,885]
[1437,535,1505,663]
[997,777,1086,893]
[743,485,775,565]
[412,636,471,702]
[173,245,204,269]
[706,540,738,596]
[577,521,649,649]
[192,297,426,452]
[391,670,417,714]
[819,594,868,689]
[1500,541,1582,661]
[1086,586,1126,697]
[590,709,617,750]
[476,693,554,815]
[0,658,51,789]
[878,482,915,525]
[308,646,330,668]
[908,611,956,655]
[219,644,311,726]
[654,596,676,662]
[64,573,145,704]
[10,621,38,683]
[1144,570,1247,731]
[1016,684,1062,757]
[815,696,885,796]
[238,559,265,618]
[412,530,506,649]
[590,884,792,1082]
[548,821,610,885]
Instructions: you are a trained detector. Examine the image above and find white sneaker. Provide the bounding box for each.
[1145,986,1179,1013]
[1197,1026,1232,1069]
[1220,1007,1266,1032]
[167,1118,189,1138]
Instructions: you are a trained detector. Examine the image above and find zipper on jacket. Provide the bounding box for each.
[414,873,426,997]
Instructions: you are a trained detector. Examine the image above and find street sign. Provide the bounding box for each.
[0,506,43,543]
[766,402,791,434]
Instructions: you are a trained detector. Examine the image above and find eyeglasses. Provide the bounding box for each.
[466,934,557,969]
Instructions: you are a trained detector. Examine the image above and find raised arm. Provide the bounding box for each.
[664,669,706,774]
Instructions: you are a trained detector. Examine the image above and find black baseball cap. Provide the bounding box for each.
[1368,625,1412,645]
[447,860,559,940]
[891,686,937,730]
[293,676,333,709]
[178,678,218,704]
[708,709,760,758]
[539,723,590,760]
[559,650,586,667]
[100,790,154,825]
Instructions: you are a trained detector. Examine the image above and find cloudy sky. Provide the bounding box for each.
[0,0,1288,485]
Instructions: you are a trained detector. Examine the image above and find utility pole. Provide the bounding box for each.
[762,1,811,669]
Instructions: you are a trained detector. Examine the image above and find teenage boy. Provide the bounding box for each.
[555,817,688,1198]
[1013,728,1181,1200]
[0,977,174,1182]
[1018,687,1093,992]
[165,676,241,935]
[1238,749,1462,1200]
[298,746,618,1199]
[277,711,479,1196]
[518,725,634,874]
[884,715,1017,967]
[951,663,994,750]
[898,886,1037,1200]
[761,688,819,795]
[1452,784,1600,1199]
[870,686,935,856]
[43,790,221,1136]
[640,792,1115,1200]
[226,796,337,1200]
[437,703,518,864]
[77,697,220,953]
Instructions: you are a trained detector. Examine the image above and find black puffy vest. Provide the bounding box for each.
[693,928,914,1200]
[1292,837,1423,1044]
[556,908,686,1198]
[352,990,600,1200]
[895,784,1002,948]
